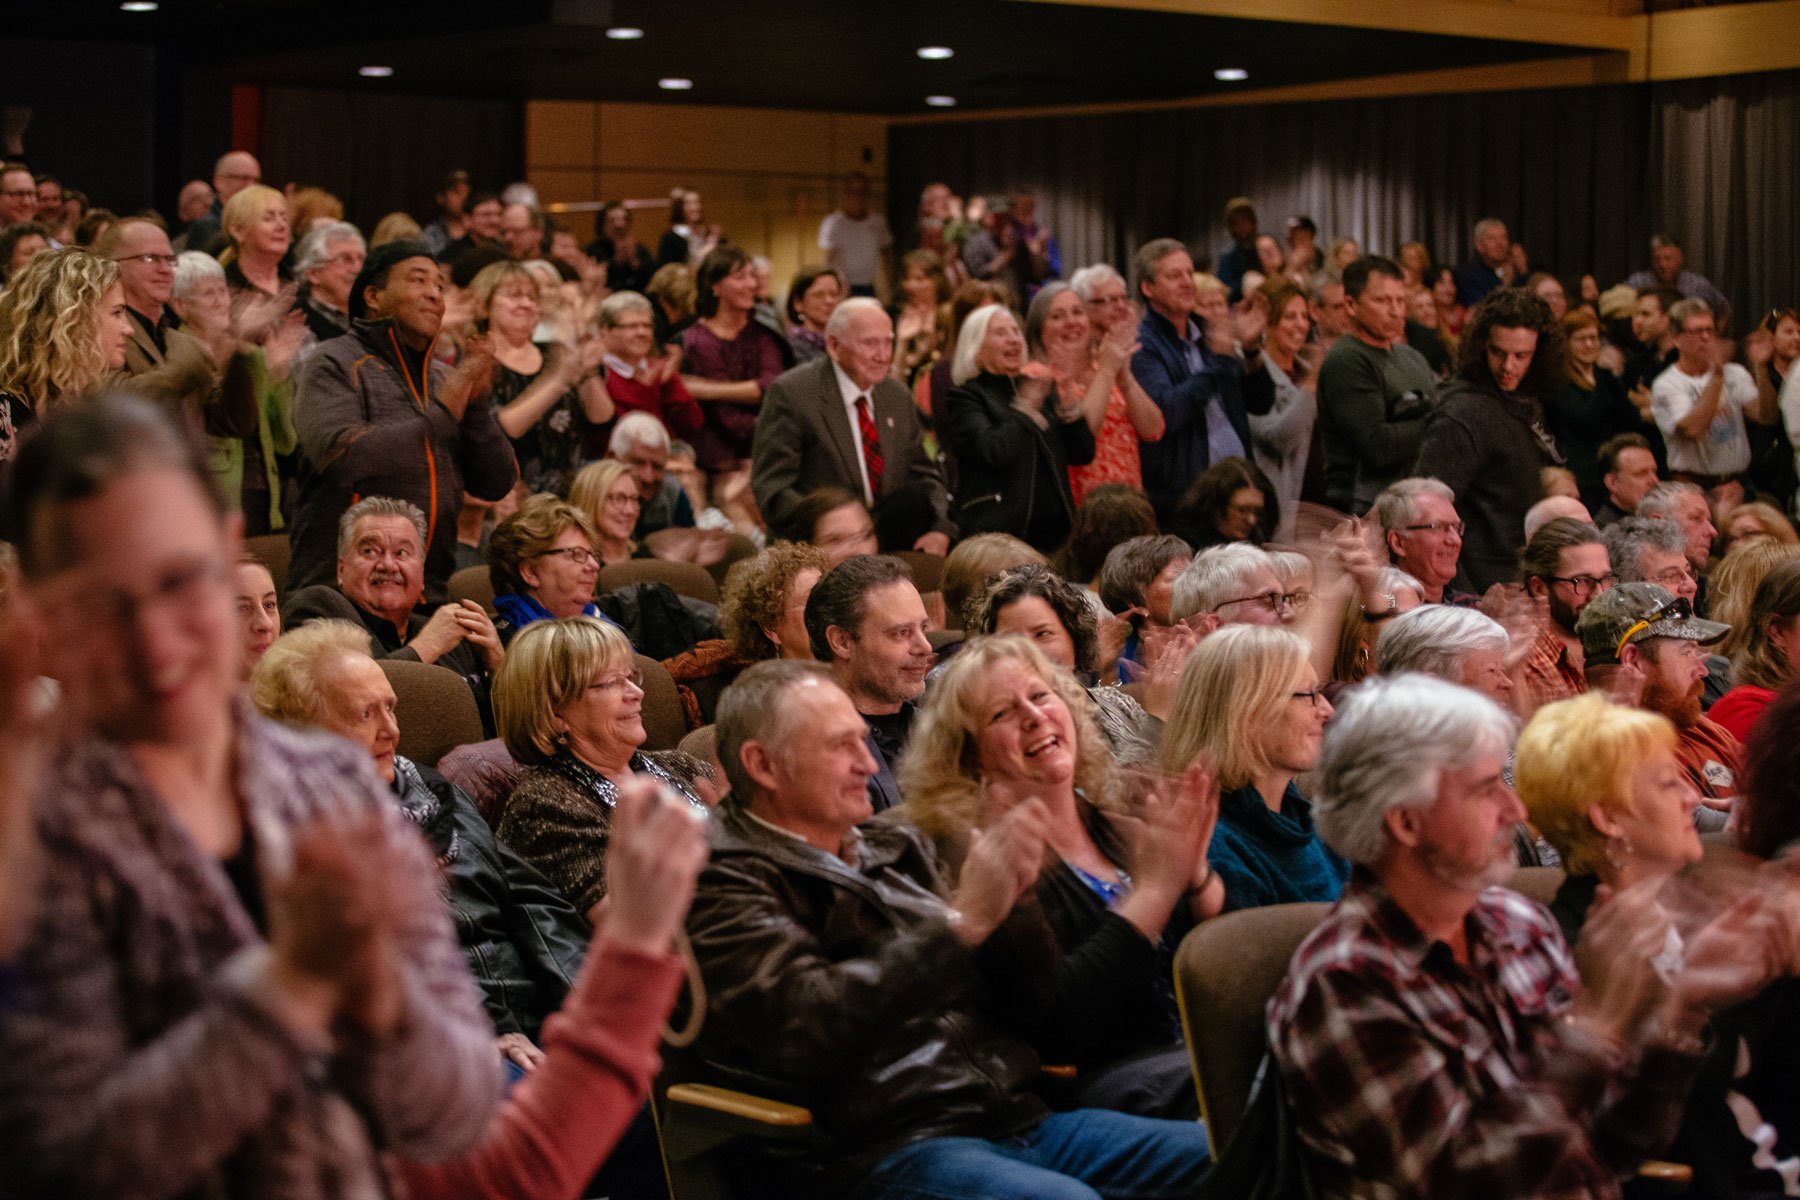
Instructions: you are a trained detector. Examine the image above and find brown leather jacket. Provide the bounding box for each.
[683,800,1047,1195]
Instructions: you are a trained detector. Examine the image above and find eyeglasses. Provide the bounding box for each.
[1401,520,1465,537]
[1214,591,1298,614]
[325,252,366,269]
[1548,572,1616,596]
[591,667,645,695]
[113,253,177,268]
[1291,688,1327,707]
[602,491,642,509]
[539,546,600,567]
[1649,565,1695,589]
[1614,595,1693,659]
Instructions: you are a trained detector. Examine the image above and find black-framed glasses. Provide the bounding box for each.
[1401,520,1465,537]
[1548,572,1616,596]
[1214,590,1298,614]
[1291,688,1327,707]
[1615,595,1693,659]
[539,546,600,567]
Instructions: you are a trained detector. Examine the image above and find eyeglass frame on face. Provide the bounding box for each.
[537,546,600,568]
[112,253,178,269]
[601,488,642,509]
[89,558,230,636]
[590,666,645,695]
[1648,564,1695,590]
[1547,571,1616,596]
[1212,590,1298,615]
[1400,520,1465,538]
[1291,688,1327,707]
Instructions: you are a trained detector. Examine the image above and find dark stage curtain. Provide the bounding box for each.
[890,68,1799,326]
[260,86,523,235]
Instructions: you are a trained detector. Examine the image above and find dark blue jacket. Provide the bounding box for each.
[1131,308,1273,517]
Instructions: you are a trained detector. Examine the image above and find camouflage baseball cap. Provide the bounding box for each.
[1575,581,1728,667]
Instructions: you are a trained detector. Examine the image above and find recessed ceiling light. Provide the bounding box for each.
[1214,67,1249,82]
[359,65,394,78]
[605,26,644,39]
[916,46,953,60]
[119,1,158,10]
[925,95,957,107]
[658,77,693,91]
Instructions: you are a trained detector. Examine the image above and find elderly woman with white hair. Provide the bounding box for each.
[293,219,365,344]
[941,303,1096,551]
[1050,267,1166,502]
[1376,603,1515,706]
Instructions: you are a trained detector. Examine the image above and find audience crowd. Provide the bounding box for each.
[6,152,1800,1200]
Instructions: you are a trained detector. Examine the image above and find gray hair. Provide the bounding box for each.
[501,181,540,210]
[951,304,1011,386]
[170,249,224,299]
[1373,477,1456,533]
[716,658,833,801]
[824,295,886,341]
[608,410,672,456]
[1377,565,1425,596]
[1068,264,1124,303]
[1023,281,1074,355]
[1376,605,1508,679]
[1473,217,1507,241]
[1171,542,1276,623]
[1130,237,1188,301]
[1314,672,1516,867]
[336,495,427,560]
[293,221,365,277]
[1638,480,1704,523]
[1266,547,1313,589]
[1523,496,1590,542]
[1604,516,1687,582]
[1308,271,1343,304]
[596,289,653,329]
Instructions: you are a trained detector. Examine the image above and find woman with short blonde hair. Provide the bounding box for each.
[1160,624,1348,911]
[218,183,290,296]
[486,493,603,639]
[249,618,372,729]
[493,616,704,912]
[0,247,129,453]
[899,633,1220,1118]
[568,458,647,567]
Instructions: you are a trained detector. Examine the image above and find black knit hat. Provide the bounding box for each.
[350,239,436,320]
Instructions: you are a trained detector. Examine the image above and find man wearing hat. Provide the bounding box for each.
[288,239,519,601]
[1215,197,1259,301]
[1576,582,1738,828]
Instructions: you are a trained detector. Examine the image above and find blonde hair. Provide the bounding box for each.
[1725,501,1799,548]
[1514,693,1677,876]
[469,259,539,322]
[217,184,286,266]
[899,634,1115,840]
[568,459,638,541]
[0,247,120,407]
[1192,272,1226,299]
[249,619,376,727]
[1710,538,1800,658]
[370,211,423,249]
[940,532,1046,630]
[493,615,635,765]
[1161,624,1310,790]
[487,492,598,597]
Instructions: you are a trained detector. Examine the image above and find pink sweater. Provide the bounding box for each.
[398,936,684,1200]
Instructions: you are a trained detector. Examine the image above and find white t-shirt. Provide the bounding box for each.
[818,210,891,288]
[1651,361,1757,476]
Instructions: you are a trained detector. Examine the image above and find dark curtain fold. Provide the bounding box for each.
[890,68,1797,324]
[260,86,523,234]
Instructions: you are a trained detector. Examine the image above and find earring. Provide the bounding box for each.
[1603,835,1633,873]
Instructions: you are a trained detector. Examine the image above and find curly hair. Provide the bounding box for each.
[0,246,120,407]
[969,563,1099,674]
[1457,286,1564,399]
[249,619,378,727]
[720,541,828,660]
[487,492,599,597]
[898,634,1116,841]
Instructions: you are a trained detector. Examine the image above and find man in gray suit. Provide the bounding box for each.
[752,297,954,555]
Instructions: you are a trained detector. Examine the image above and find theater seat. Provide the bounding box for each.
[601,559,720,605]
[637,654,687,752]
[1509,864,1564,907]
[446,565,496,613]
[244,533,292,598]
[377,659,482,768]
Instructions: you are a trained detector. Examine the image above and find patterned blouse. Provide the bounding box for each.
[496,750,708,914]
[1056,364,1142,504]
[492,343,604,496]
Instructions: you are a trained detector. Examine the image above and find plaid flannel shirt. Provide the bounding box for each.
[1268,872,1704,1200]
[1520,623,1586,705]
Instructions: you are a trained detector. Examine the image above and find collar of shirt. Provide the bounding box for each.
[603,352,642,380]
[832,359,877,503]
[743,805,865,867]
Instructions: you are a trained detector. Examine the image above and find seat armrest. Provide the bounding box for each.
[666,1083,814,1129]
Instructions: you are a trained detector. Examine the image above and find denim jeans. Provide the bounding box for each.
[850,1108,1210,1200]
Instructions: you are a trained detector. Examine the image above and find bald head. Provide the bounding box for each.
[212,152,262,203]
[177,179,215,224]
[501,202,544,260]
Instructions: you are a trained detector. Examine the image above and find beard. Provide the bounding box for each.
[1420,831,1517,894]
[1642,671,1703,728]
[1548,592,1583,637]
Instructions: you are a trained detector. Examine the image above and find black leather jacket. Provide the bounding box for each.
[392,757,589,1042]
[942,370,1096,552]
[683,800,1047,1195]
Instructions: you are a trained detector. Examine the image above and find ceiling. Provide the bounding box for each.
[25,0,1593,114]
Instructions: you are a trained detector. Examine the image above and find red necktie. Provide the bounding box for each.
[854,394,885,501]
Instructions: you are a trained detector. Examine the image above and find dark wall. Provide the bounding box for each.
[890,68,1800,326]
[0,38,162,215]
[260,86,523,232]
